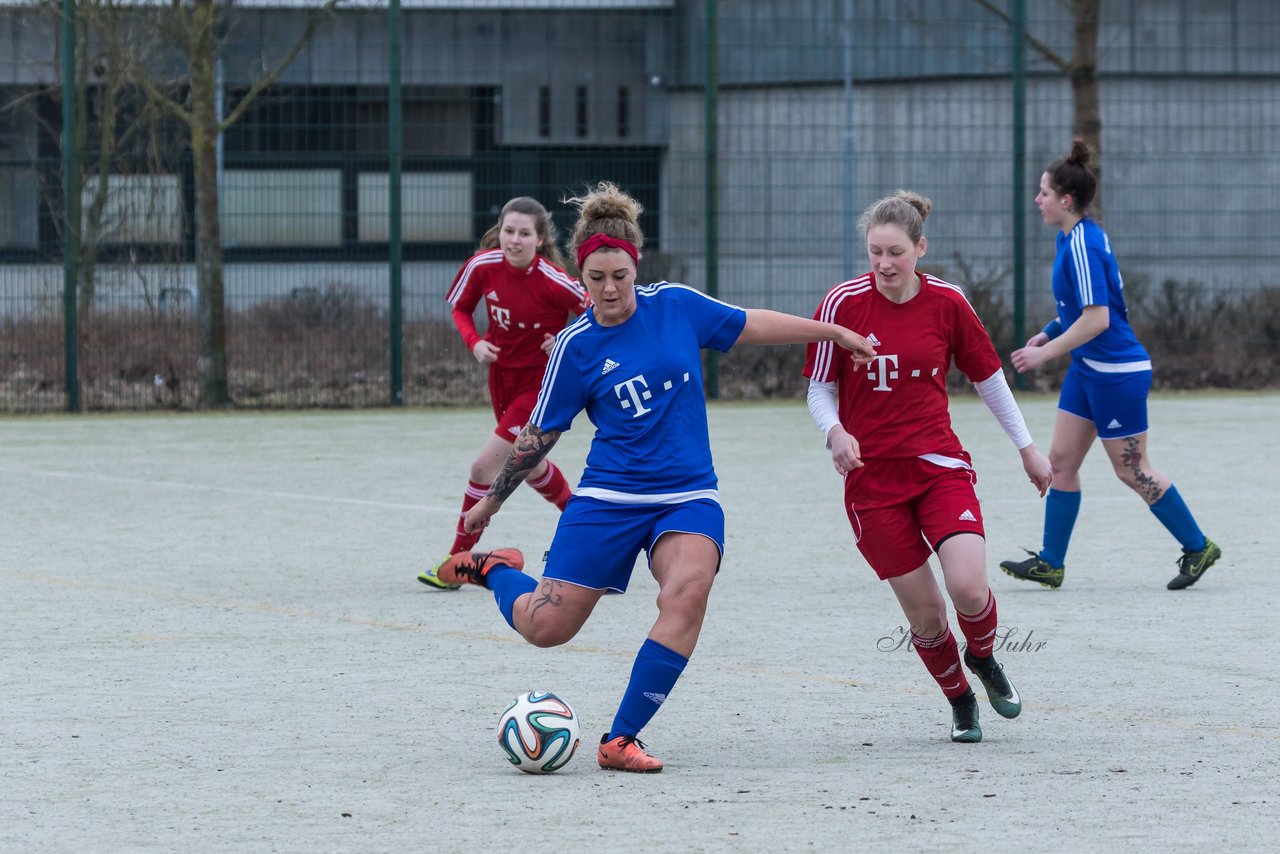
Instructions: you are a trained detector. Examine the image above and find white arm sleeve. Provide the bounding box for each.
[806,380,841,448]
[973,369,1034,450]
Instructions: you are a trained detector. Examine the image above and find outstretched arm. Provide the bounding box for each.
[464,424,562,533]
[737,309,877,364]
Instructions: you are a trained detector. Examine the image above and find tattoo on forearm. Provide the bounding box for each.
[489,424,561,503]
[529,579,565,618]
[1121,436,1164,503]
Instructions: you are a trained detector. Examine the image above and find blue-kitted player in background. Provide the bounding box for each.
[1001,140,1221,591]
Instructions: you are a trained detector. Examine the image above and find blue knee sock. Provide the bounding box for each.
[609,638,688,740]
[1148,485,1207,552]
[1040,488,1081,568]
[485,567,537,631]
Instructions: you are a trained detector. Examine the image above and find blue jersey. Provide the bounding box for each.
[530,283,747,503]
[1052,219,1149,370]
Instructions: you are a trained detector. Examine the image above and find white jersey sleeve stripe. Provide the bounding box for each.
[537,259,588,299]
[927,277,986,324]
[636,281,743,310]
[529,313,592,427]
[812,276,872,381]
[446,250,503,306]
[1069,226,1092,307]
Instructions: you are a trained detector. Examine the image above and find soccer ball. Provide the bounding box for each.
[496,691,581,774]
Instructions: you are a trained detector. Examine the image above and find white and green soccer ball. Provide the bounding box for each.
[496,691,581,774]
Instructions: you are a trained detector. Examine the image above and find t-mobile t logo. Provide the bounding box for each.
[866,354,899,391]
[613,374,653,417]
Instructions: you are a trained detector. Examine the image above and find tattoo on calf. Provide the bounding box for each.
[489,424,562,503]
[1122,436,1164,503]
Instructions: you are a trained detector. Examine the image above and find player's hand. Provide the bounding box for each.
[836,329,877,367]
[463,494,502,533]
[1020,445,1053,497]
[1025,331,1050,347]
[828,426,863,476]
[472,340,500,364]
[1010,344,1048,374]
[540,333,556,356]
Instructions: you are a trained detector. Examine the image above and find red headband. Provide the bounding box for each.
[576,233,639,270]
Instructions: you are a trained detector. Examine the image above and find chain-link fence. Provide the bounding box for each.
[2,0,1278,412]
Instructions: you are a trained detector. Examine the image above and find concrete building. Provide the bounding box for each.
[2,0,1277,322]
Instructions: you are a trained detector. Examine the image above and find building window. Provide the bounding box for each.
[538,86,551,138]
[617,86,630,139]
[83,174,184,244]
[357,172,473,242]
[221,170,343,247]
[575,86,588,138]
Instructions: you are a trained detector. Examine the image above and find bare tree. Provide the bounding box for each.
[973,0,1103,215]
[124,0,340,407]
[13,1,152,323]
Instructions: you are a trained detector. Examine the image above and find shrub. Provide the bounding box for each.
[2,268,1276,412]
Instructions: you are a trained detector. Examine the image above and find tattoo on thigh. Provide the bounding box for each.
[1121,436,1163,502]
[529,579,565,618]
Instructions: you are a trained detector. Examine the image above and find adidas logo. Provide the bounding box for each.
[958,509,977,522]
[643,691,667,705]
[601,358,621,375]
[1107,418,1122,429]
[487,290,499,300]
[867,333,882,347]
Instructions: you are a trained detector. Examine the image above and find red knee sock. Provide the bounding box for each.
[956,590,998,659]
[449,480,489,554]
[911,627,970,699]
[527,461,572,511]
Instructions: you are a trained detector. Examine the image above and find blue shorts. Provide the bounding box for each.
[543,496,725,594]
[1058,361,1151,440]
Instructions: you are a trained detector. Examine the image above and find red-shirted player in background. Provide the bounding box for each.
[418,197,590,590]
[804,190,1053,742]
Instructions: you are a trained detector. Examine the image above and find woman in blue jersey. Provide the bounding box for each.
[1000,140,1220,591]
[433,181,877,773]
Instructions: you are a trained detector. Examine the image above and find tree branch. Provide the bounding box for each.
[219,0,341,131]
[133,71,193,126]
[970,0,1071,70]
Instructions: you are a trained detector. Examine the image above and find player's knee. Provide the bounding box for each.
[467,458,492,483]
[520,621,578,648]
[655,584,711,628]
[1049,456,1080,480]
[951,584,989,615]
[1111,462,1144,490]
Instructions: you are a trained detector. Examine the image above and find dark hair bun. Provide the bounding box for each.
[1067,138,1092,168]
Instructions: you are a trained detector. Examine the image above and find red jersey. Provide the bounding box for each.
[803,272,1002,460]
[446,249,590,371]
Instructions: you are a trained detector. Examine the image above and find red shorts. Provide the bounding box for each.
[842,455,985,580]
[488,365,545,441]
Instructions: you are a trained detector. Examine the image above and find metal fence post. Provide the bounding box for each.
[704,0,719,399]
[388,0,404,406]
[841,0,855,273]
[1011,0,1027,390]
[61,0,80,413]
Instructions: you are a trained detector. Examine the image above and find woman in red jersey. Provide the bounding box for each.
[418,197,590,590]
[804,190,1053,742]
